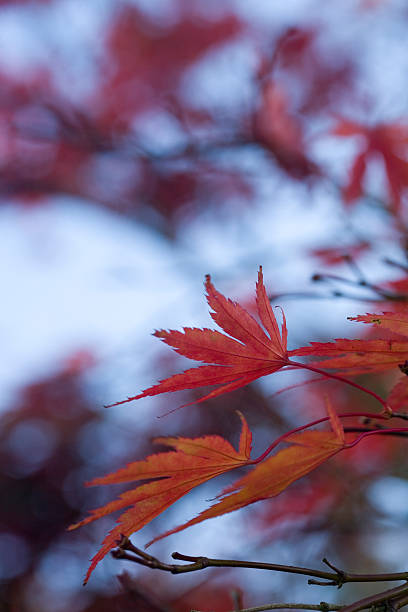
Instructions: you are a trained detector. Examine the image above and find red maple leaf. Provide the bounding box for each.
[310,240,370,266]
[290,309,408,375]
[253,82,318,179]
[109,266,289,408]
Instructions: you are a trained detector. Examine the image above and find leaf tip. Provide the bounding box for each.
[104,396,138,408]
[66,523,77,532]
[153,329,168,339]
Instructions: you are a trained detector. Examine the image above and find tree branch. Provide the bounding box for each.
[338,583,408,612]
[112,537,408,587]
[193,603,345,612]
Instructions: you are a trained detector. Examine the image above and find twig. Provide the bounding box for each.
[311,272,408,302]
[287,360,389,412]
[112,538,408,587]
[344,427,408,437]
[193,603,345,612]
[114,540,408,612]
[337,583,408,612]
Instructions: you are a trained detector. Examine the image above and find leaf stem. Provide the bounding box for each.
[344,427,408,448]
[288,360,388,412]
[249,412,388,464]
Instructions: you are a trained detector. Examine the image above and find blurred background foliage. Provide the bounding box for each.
[2,0,408,610]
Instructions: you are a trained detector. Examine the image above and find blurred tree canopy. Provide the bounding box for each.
[2,1,408,611]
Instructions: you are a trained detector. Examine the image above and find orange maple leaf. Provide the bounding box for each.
[71,404,350,584]
[69,412,252,584]
[147,402,345,546]
[109,266,289,408]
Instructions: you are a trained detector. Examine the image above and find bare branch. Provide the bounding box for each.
[112,537,408,587]
[193,603,345,612]
[338,583,408,612]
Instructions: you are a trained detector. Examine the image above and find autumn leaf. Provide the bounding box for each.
[147,402,346,546]
[387,377,408,413]
[253,81,318,179]
[350,310,408,337]
[290,309,408,375]
[309,241,370,266]
[290,338,408,374]
[332,118,408,213]
[70,403,351,584]
[69,412,252,584]
[108,266,289,408]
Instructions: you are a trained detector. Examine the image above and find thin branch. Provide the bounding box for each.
[338,583,408,612]
[344,427,408,449]
[344,427,408,437]
[383,258,408,273]
[395,593,408,609]
[112,538,408,587]
[269,291,408,302]
[310,272,408,303]
[193,603,345,612]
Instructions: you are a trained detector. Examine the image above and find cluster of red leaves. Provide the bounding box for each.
[98,6,242,126]
[2,4,408,237]
[0,5,250,226]
[0,8,370,231]
[71,268,408,583]
[250,26,355,180]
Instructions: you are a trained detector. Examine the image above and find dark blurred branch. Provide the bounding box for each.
[338,583,408,612]
[269,292,407,302]
[268,255,408,303]
[311,273,408,302]
[117,571,169,612]
[344,427,408,437]
[193,603,344,612]
[383,258,408,273]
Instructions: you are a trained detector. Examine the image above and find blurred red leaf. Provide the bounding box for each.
[310,241,370,266]
[96,7,242,124]
[253,82,318,179]
[333,119,408,213]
